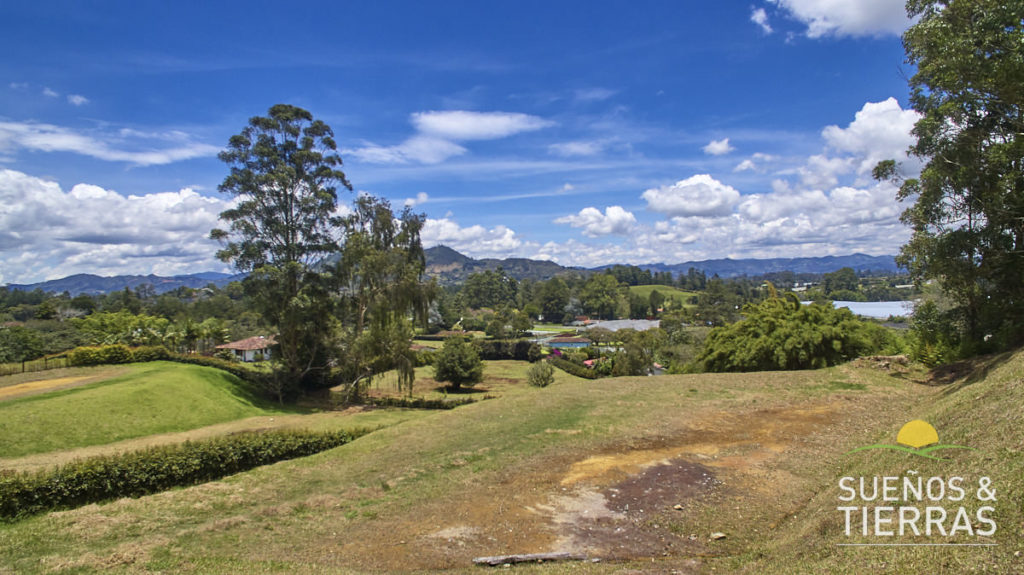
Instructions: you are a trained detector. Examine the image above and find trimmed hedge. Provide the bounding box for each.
[0,428,366,521]
[66,344,136,366]
[166,353,263,382]
[64,345,261,383]
[474,339,542,362]
[365,396,481,410]
[547,356,600,379]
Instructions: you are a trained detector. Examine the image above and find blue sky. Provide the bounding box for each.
[0,1,922,284]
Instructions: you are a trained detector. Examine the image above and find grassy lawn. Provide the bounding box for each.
[0,361,303,458]
[0,353,1020,573]
[531,323,573,333]
[628,284,699,304]
[357,359,581,402]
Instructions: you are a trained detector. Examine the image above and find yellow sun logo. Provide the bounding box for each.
[896,419,939,449]
[846,420,972,460]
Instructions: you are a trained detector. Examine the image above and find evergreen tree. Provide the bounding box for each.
[211,104,351,391]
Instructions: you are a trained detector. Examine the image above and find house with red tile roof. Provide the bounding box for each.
[215,335,275,362]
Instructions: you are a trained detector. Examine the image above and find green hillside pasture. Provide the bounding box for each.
[0,359,945,573]
[628,284,698,307]
[725,352,1024,574]
[358,359,581,402]
[0,362,300,459]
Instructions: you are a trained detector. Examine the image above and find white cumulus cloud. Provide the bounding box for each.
[822,97,921,176]
[642,175,741,218]
[554,206,637,237]
[768,0,911,38]
[0,169,232,284]
[403,192,429,207]
[751,8,773,33]
[421,217,535,259]
[703,138,735,156]
[67,94,89,106]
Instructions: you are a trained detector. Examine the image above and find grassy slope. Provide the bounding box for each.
[628,284,698,303]
[0,354,1020,573]
[721,353,1024,574]
[362,360,578,401]
[0,360,915,573]
[0,362,301,458]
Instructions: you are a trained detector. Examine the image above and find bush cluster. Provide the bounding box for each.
[411,349,435,367]
[474,339,542,362]
[364,396,479,410]
[694,296,904,372]
[66,344,136,366]
[0,429,364,521]
[167,353,261,382]
[546,356,600,379]
[527,361,556,387]
[64,345,262,383]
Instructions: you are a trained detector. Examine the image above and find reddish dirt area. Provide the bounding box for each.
[317,399,860,572]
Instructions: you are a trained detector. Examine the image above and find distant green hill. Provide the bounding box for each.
[628,284,699,302]
[424,245,586,285]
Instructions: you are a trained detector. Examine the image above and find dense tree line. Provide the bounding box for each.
[0,283,263,363]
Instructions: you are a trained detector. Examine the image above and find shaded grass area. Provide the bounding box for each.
[0,362,302,459]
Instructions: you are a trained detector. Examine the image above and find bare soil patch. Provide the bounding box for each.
[299,395,904,572]
[0,367,130,401]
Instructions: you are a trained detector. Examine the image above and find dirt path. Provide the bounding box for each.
[0,367,131,401]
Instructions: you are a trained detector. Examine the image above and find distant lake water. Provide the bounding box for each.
[800,300,916,318]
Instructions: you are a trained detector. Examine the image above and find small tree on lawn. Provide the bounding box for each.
[433,336,483,390]
[527,360,555,387]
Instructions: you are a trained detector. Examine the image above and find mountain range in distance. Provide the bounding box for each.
[4,246,901,295]
[4,272,246,296]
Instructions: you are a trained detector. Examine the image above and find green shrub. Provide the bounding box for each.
[67,344,134,366]
[165,354,262,382]
[433,336,484,390]
[474,339,541,362]
[412,350,435,367]
[693,295,903,372]
[364,396,478,409]
[131,346,172,362]
[527,361,555,387]
[0,429,366,521]
[547,356,600,379]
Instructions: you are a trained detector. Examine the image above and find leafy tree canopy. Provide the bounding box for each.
[211,104,353,389]
[879,0,1024,352]
[694,295,901,372]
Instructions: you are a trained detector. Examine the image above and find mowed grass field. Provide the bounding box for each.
[0,361,303,458]
[628,284,698,304]
[0,354,1021,573]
